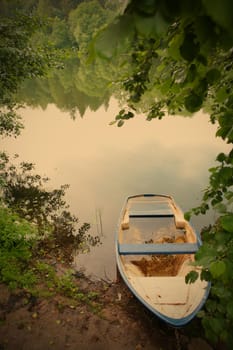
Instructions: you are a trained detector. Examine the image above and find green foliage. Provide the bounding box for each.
[0,206,38,289]
[190,218,233,348]
[0,110,24,137]
[34,261,99,306]
[109,109,134,127]
[187,149,233,218]
[184,93,203,113]
[221,214,233,232]
[185,270,199,284]
[89,0,233,126]
[202,0,233,37]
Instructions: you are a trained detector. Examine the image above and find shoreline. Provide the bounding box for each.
[0,259,214,350]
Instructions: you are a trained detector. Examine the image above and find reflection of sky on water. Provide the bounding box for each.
[1,99,230,280]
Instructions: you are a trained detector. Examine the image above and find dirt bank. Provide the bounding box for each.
[0,261,214,350]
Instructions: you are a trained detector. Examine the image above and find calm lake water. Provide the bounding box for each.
[2,99,230,280]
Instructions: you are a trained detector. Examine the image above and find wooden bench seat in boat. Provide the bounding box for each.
[118,242,199,255]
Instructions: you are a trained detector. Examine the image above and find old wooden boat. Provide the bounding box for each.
[115,194,211,327]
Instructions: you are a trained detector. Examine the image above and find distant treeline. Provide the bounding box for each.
[1,0,122,117]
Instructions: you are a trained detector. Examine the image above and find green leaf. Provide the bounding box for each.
[216,88,228,103]
[209,317,225,334]
[218,167,233,183]
[167,32,184,60]
[217,302,227,314]
[220,214,233,232]
[197,310,206,318]
[226,301,233,320]
[216,126,233,142]
[195,255,214,267]
[226,95,233,108]
[202,0,233,35]
[194,15,217,47]
[200,269,211,281]
[197,54,208,66]
[185,270,199,284]
[209,260,226,278]
[225,191,233,200]
[109,120,117,126]
[184,211,191,221]
[206,300,217,313]
[185,64,197,83]
[212,284,231,298]
[184,93,203,112]
[195,244,217,263]
[180,32,200,62]
[213,202,227,214]
[202,317,219,344]
[216,153,227,162]
[206,68,221,84]
[117,120,124,127]
[195,79,208,96]
[119,109,125,116]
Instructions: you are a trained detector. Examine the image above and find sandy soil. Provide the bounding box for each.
[0,264,214,350]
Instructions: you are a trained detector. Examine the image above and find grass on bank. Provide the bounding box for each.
[0,206,100,312]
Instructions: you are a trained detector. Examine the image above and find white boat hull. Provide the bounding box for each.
[116,194,210,326]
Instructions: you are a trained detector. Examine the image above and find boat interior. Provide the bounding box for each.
[119,196,198,278]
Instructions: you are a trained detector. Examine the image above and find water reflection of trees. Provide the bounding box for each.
[19,58,111,118]
[14,0,122,118]
[0,153,101,258]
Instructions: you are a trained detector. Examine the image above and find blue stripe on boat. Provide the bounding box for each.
[118,243,199,255]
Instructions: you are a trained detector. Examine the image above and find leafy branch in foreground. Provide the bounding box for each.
[91,1,233,127]
[0,206,38,289]
[185,150,233,219]
[184,147,233,349]
[185,215,233,348]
